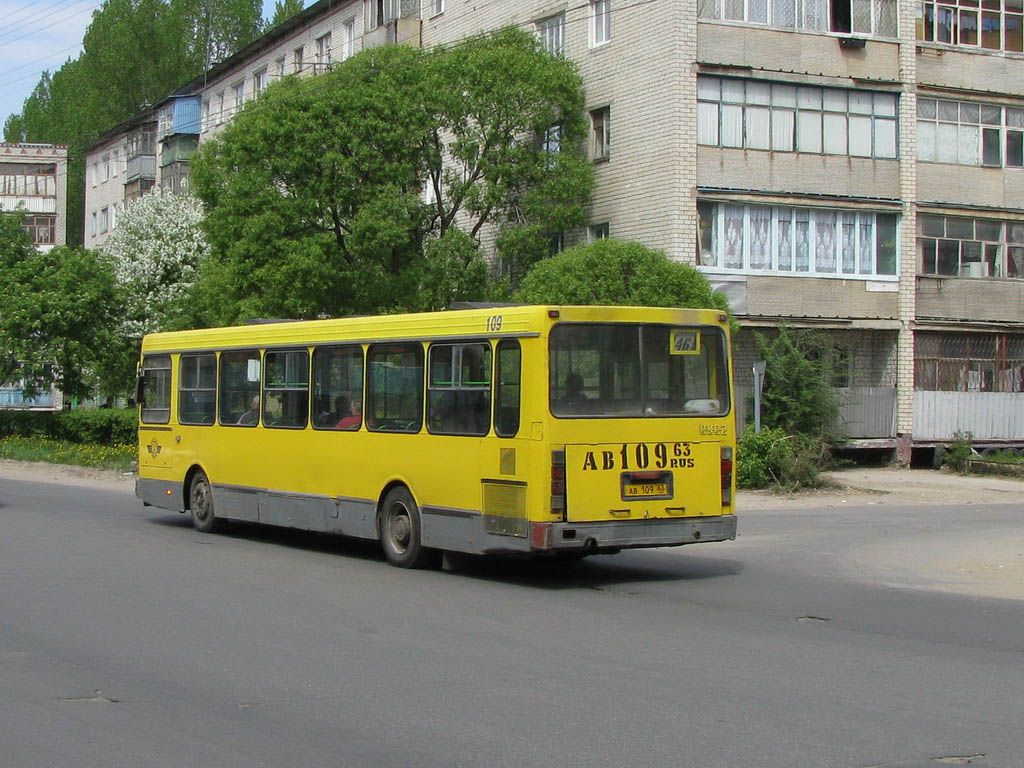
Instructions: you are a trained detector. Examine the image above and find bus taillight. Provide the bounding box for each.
[551,449,566,519]
[721,445,733,506]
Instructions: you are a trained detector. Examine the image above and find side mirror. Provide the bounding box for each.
[135,376,146,407]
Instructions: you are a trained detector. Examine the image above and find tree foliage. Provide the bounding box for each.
[755,326,843,438]
[3,0,264,245]
[515,239,732,313]
[269,0,305,28]
[0,211,121,400]
[105,187,211,337]
[190,28,591,323]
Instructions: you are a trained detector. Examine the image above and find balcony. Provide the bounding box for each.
[363,18,421,50]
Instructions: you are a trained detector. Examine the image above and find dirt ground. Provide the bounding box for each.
[2,459,1020,601]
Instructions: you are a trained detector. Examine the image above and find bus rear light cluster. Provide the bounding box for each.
[721,445,734,506]
[551,449,566,519]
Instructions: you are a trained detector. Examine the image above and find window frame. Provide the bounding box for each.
[219,349,262,427]
[698,200,899,278]
[426,341,492,437]
[698,76,899,160]
[178,353,217,426]
[537,13,566,55]
[140,354,172,425]
[366,343,424,434]
[262,348,310,430]
[591,0,612,46]
[494,339,522,438]
[311,345,365,431]
[590,106,611,160]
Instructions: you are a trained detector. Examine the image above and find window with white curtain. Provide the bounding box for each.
[917,97,1024,168]
[698,201,898,276]
[537,14,566,55]
[698,76,898,159]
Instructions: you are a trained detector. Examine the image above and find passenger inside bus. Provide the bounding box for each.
[238,396,260,425]
[337,399,361,429]
[559,372,589,412]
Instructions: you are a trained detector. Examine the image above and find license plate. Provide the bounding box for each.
[623,482,669,498]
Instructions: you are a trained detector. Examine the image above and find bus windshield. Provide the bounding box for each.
[549,323,730,418]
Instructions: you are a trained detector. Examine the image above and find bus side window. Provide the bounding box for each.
[179,353,216,425]
[140,354,171,424]
[220,350,261,427]
[367,343,424,433]
[427,342,491,436]
[494,339,521,438]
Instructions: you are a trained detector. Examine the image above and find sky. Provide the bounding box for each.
[0,0,279,135]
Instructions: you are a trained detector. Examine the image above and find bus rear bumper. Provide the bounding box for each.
[534,515,737,553]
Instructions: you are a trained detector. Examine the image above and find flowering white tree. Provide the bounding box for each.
[104,187,211,337]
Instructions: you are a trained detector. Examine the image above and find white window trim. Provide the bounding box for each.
[428,0,444,17]
[591,0,611,47]
[590,106,611,160]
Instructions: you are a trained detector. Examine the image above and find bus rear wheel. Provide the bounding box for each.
[189,471,221,533]
[380,487,436,569]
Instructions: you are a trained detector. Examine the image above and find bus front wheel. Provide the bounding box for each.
[380,487,435,569]
[189,471,221,534]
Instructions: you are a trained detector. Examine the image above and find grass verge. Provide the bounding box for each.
[0,436,136,471]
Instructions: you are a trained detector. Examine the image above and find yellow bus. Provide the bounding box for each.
[136,305,737,567]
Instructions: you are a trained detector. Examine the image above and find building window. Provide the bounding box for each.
[371,0,399,28]
[697,76,898,159]
[917,98,1024,167]
[293,46,304,73]
[341,19,355,60]
[918,214,1024,278]
[20,214,55,245]
[90,163,97,186]
[589,222,610,241]
[99,207,109,234]
[201,100,210,131]
[253,68,267,97]
[275,56,286,78]
[698,0,897,37]
[698,201,898,276]
[429,0,444,16]
[216,92,226,124]
[591,0,612,45]
[915,332,1024,392]
[540,124,562,169]
[0,163,56,196]
[590,106,610,160]
[316,33,332,70]
[918,0,1024,52]
[232,82,244,114]
[110,203,118,231]
[91,212,97,237]
[537,14,566,55]
[112,149,120,177]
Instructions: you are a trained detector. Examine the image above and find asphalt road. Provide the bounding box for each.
[1,477,1021,768]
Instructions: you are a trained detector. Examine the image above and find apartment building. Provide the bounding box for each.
[1,142,68,409]
[82,0,1024,456]
[84,113,156,250]
[1,142,67,251]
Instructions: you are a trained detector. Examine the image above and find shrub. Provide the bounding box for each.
[942,431,974,475]
[737,425,827,491]
[52,408,137,445]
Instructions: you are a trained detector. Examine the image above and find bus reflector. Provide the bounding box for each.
[551,450,566,518]
[530,522,552,549]
[721,446,733,505]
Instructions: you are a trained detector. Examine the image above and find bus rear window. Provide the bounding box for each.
[549,323,730,418]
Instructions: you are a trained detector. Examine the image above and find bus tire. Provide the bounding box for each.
[189,471,221,534]
[380,486,435,569]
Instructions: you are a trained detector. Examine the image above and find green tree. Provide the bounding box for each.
[515,239,732,313]
[755,326,842,437]
[0,212,122,401]
[4,0,264,245]
[190,27,591,323]
[268,0,304,27]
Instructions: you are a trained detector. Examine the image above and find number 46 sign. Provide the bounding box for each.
[670,329,700,355]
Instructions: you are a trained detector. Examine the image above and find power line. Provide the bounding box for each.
[0,0,97,46]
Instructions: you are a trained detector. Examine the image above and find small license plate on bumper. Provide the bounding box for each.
[620,471,673,501]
